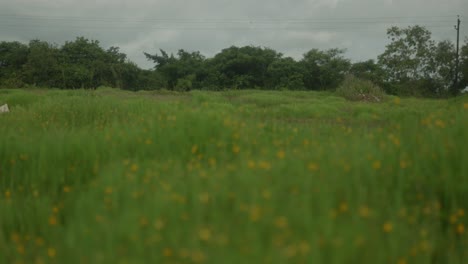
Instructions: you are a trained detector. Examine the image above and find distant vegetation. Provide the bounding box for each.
[0,25,467,97]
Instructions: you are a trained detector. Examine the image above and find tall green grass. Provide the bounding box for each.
[0,88,467,264]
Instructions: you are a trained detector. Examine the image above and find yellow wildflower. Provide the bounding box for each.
[198,228,211,241]
[359,206,370,218]
[232,145,240,154]
[399,160,408,169]
[298,241,311,255]
[11,233,21,243]
[277,150,285,159]
[258,161,272,170]
[130,164,139,172]
[450,214,458,224]
[179,248,190,259]
[339,202,348,213]
[199,193,210,204]
[397,258,407,264]
[35,237,45,247]
[105,187,113,195]
[284,244,297,258]
[354,236,365,247]
[139,217,149,227]
[249,206,261,222]
[262,190,271,200]
[191,145,198,154]
[48,216,57,226]
[162,248,173,257]
[383,222,393,233]
[274,217,288,229]
[434,120,445,128]
[456,223,465,235]
[154,219,165,230]
[95,215,104,223]
[47,248,56,258]
[420,240,430,252]
[17,244,25,254]
[372,161,382,170]
[208,158,216,167]
[63,186,71,193]
[308,162,319,172]
[191,250,206,263]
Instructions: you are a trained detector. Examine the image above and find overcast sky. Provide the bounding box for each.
[0,0,466,69]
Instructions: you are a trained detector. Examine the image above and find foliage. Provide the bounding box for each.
[208,46,282,89]
[266,57,305,90]
[378,26,458,96]
[349,60,386,88]
[1,25,467,97]
[0,41,28,81]
[0,37,156,90]
[460,38,468,90]
[301,48,351,90]
[378,26,436,83]
[145,49,206,90]
[335,75,386,102]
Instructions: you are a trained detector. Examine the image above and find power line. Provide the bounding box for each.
[0,13,459,33]
[0,13,460,32]
[0,20,456,26]
[0,23,455,32]
[0,13,460,23]
[0,16,457,30]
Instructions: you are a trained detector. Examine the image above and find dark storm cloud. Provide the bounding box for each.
[1,0,466,69]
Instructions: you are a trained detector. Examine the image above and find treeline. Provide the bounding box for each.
[0,37,151,90]
[1,26,467,96]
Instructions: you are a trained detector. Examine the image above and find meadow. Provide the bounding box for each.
[0,88,467,264]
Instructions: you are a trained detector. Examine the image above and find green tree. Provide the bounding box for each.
[61,37,105,88]
[209,46,282,89]
[378,26,459,96]
[145,49,205,90]
[300,48,351,90]
[432,40,456,94]
[135,70,167,90]
[22,40,61,87]
[94,46,129,88]
[350,60,385,86]
[266,57,305,90]
[378,26,436,83]
[459,39,468,90]
[0,41,29,87]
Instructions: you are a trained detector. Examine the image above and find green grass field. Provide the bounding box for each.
[1,88,467,264]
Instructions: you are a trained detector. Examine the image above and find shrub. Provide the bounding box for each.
[336,75,386,102]
[175,74,196,91]
[0,77,25,88]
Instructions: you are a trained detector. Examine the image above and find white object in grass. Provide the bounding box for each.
[0,104,9,114]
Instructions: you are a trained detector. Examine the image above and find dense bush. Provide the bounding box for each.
[335,75,386,102]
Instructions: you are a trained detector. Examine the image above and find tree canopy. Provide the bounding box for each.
[0,26,466,97]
